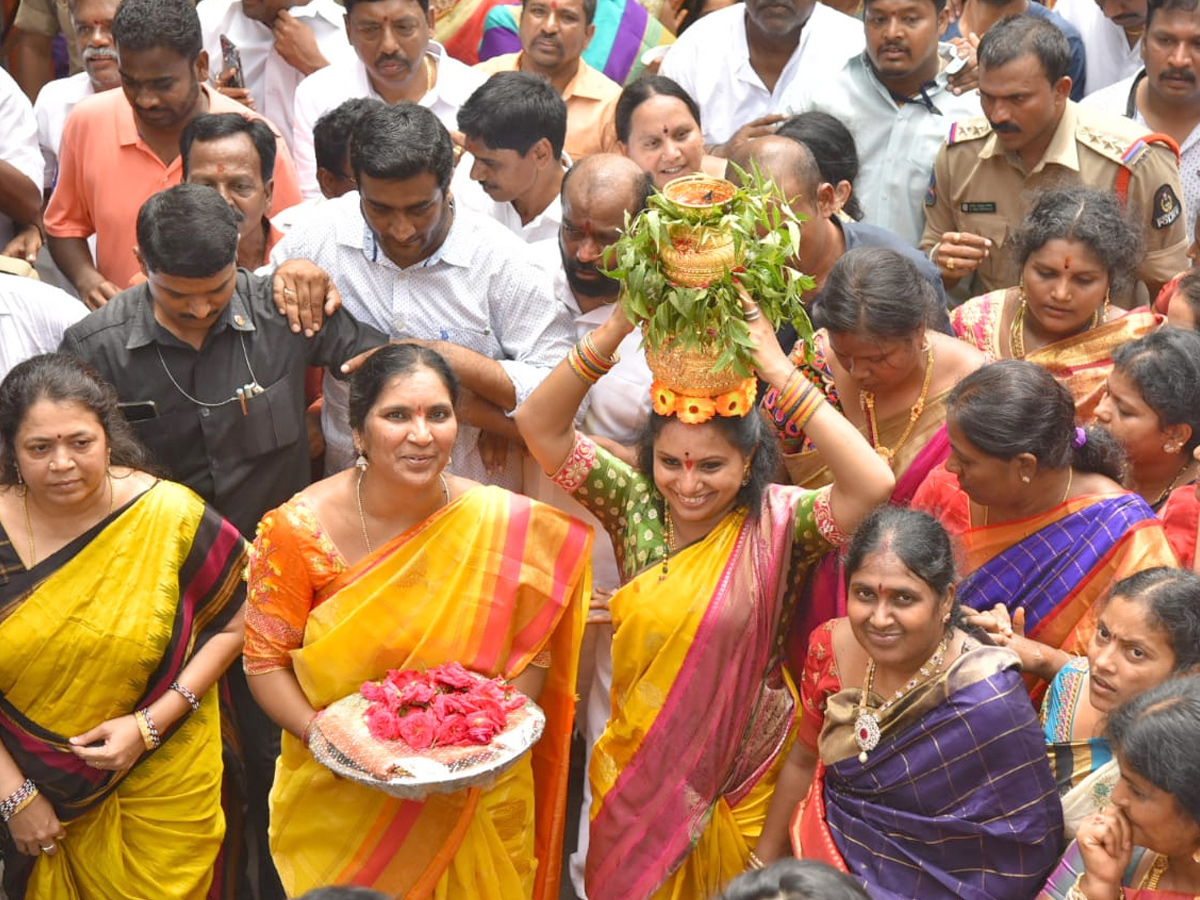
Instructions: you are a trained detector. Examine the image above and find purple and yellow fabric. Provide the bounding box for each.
[794,643,1064,900]
[470,0,673,84]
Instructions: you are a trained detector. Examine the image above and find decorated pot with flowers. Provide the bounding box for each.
[609,168,814,424]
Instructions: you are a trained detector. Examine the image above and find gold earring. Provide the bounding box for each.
[15,466,22,486]
[1021,475,1032,484]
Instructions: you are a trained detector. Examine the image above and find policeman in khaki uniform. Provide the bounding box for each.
[920,15,1188,304]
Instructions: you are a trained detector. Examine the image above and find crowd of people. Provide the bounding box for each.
[2,0,1200,897]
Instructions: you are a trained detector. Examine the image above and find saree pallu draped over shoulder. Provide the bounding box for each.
[955,492,1174,655]
[0,481,248,900]
[261,486,590,900]
[586,486,817,900]
[951,290,1160,421]
[794,645,1064,900]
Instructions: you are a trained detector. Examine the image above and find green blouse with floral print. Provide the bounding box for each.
[551,432,843,582]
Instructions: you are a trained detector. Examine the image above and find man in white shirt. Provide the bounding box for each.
[1056,0,1146,94]
[780,0,982,246]
[200,0,354,147]
[291,0,486,198]
[1083,0,1200,241]
[0,275,86,378]
[658,0,864,152]
[271,101,576,490]
[0,69,45,258]
[33,0,121,195]
[452,71,568,243]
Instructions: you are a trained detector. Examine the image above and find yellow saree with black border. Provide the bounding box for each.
[0,480,247,900]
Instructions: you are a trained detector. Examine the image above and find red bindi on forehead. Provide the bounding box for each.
[216,163,225,174]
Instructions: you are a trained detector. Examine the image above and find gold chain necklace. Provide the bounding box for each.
[355,467,449,554]
[854,631,950,763]
[859,343,935,466]
[659,507,676,583]
[23,472,116,566]
[1010,288,1102,359]
[1142,853,1169,890]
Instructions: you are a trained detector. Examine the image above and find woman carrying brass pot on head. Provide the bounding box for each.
[515,272,894,900]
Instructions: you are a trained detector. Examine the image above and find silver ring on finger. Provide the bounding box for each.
[40,844,55,853]
[283,287,297,297]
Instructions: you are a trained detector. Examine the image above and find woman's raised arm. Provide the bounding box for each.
[515,304,636,475]
[741,286,894,533]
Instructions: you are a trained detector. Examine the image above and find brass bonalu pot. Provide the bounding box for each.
[656,175,741,289]
[644,341,746,398]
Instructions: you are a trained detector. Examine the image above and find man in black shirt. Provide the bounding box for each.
[60,182,386,537]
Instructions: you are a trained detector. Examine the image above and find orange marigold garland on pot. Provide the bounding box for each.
[608,167,814,423]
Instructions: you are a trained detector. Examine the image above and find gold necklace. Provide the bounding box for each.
[859,342,935,466]
[659,507,676,583]
[1009,287,1102,359]
[1142,853,1169,890]
[854,631,950,763]
[423,55,435,95]
[355,467,449,554]
[23,472,116,566]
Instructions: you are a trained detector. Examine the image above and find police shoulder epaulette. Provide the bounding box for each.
[946,118,992,145]
[1075,122,1163,168]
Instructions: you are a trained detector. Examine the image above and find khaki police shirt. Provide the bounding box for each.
[919,101,1188,300]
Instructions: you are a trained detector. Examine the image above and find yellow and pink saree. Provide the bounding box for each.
[245,485,589,899]
[550,435,845,900]
[0,481,247,900]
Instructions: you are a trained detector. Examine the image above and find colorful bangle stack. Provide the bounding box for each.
[769,369,823,439]
[0,779,39,823]
[567,332,620,386]
[135,708,161,751]
[170,681,201,712]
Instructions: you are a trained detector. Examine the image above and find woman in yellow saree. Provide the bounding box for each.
[244,344,589,899]
[951,188,1160,421]
[0,354,247,900]
[514,301,895,900]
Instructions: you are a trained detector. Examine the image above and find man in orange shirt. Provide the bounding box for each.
[44,0,301,308]
[475,0,619,160]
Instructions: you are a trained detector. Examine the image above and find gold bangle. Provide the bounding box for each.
[134,709,160,751]
[9,788,38,818]
[747,850,766,870]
